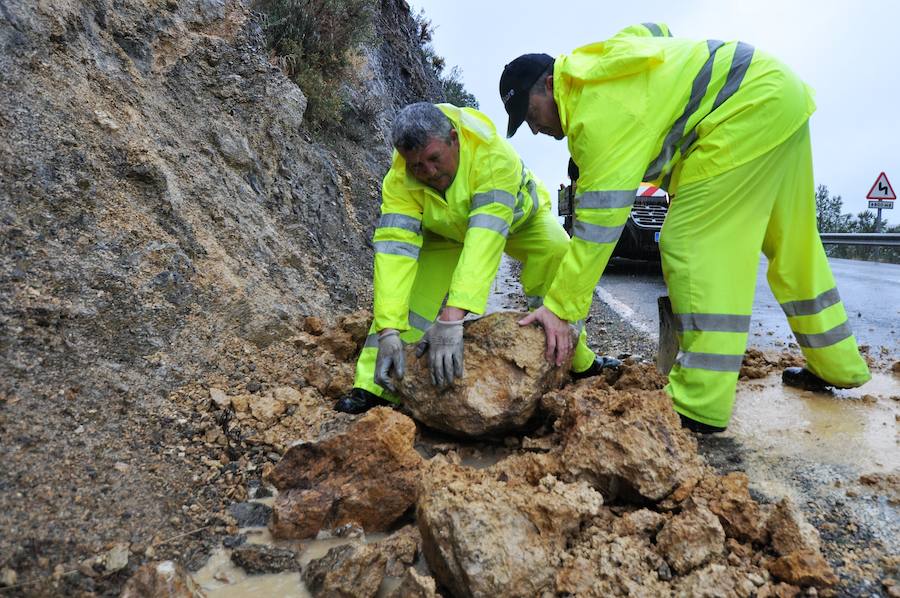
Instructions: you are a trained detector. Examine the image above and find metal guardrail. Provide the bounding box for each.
[819,233,900,247]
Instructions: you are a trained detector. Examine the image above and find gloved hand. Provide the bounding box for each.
[415,319,464,387]
[374,329,405,392]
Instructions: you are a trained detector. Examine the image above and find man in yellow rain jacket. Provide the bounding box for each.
[335,102,618,414]
[500,23,870,432]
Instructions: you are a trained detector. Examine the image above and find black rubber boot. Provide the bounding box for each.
[781,367,836,392]
[571,355,623,381]
[678,413,727,434]
[334,388,393,414]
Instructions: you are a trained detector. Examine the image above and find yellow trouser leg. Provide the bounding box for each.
[353,237,461,401]
[661,136,792,428]
[761,124,870,387]
[506,208,597,372]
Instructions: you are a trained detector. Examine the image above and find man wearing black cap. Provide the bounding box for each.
[500,23,870,433]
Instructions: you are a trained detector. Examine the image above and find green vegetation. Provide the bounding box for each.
[413,10,479,109]
[261,0,375,127]
[815,184,899,263]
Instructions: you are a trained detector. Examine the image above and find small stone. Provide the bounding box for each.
[231,544,299,574]
[1,568,17,587]
[222,534,246,548]
[228,501,272,527]
[246,381,261,393]
[210,388,231,409]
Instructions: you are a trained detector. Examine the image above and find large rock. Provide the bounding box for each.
[396,312,568,437]
[767,551,838,588]
[554,384,704,502]
[417,461,603,598]
[767,498,822,556]
[267,408,422,539]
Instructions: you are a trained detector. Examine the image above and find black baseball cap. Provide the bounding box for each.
[499,53,554,137]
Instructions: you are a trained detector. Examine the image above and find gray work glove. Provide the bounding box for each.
[374,329,405,393]
[415,319,464,387]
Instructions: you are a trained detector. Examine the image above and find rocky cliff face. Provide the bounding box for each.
[0,0,442,590]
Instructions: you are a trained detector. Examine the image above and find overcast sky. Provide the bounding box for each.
[410,0,900,225]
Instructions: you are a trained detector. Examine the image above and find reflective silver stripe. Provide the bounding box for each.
[643,22,664,37]
[573,221,625,244]
[408,310,431,332]
[678,42,755,156]
[676,351,743,372]
[526,295,543,309]
[644,39,724,181]
[378,213,422,234]
[794,321,853,349]
[374,240,420,259]
[781,287,841,318]
[571,319,585,336]
[469,214,509,237]
[576,190,636,210]
[527,179,539,219]
[676,313,751,333]
[364,333,378,348]
[471,190,515,211]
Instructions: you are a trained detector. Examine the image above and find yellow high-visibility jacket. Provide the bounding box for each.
[372,104,551,332]
[543,22,816,322]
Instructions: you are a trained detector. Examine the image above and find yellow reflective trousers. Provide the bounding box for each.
[661,122,871,427]
[354,208,597,400]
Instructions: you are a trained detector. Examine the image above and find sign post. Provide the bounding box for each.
[866,172,896,233]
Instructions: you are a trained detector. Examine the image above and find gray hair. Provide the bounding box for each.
[391,103,454,152]
[529,63,554,96]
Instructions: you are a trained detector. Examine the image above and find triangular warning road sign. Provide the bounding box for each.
[866,172,896,200]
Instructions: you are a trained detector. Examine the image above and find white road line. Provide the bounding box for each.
[594,286,658,340]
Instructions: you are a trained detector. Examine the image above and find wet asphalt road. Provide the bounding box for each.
[596,256,900,355]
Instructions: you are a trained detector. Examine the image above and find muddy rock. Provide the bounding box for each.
[301,543,387,598]
[267,408,422,539]
[374,525,421,577]
[555,527,670,596]
[392,567,440,598]
[555,383,703,502]
[417,461,602,598]
[767,498,822,555]
[691,473,770,544]
[611,508,668,539]
[396,312,568,437]
[338,310,373,346]
[120,561,206,597]
[757,582,803,598]
[230,544,299,574]
[672,562,761,597]
[656,503,726,574]
[767,551,838,588]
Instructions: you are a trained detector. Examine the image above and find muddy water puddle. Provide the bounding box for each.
[731,372,899,472]
[192,511,394,597]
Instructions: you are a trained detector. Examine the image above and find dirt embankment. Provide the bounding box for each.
[0,0,443,593]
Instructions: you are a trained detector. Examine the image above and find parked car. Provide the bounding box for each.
[558,160,668,261]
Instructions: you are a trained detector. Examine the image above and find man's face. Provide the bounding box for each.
[399,130,460,192]
[525,77,564,139]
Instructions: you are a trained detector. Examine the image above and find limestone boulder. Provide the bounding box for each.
[555,384,703,502]
[396,312,568,437]
[267,407,422,539]
[416,461,602,598]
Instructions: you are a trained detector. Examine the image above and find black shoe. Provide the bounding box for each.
[571,356,622,381]
[781,367,838,392]
[678,413,727,434]
[334,388,392,414]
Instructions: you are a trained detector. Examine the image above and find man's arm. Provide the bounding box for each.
[445,150,519,315]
